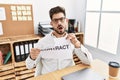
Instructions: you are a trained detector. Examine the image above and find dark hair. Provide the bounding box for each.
[49,6,66,20]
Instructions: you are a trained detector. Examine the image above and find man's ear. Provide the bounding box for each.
[50,21,53,26]
[66,18,69,23]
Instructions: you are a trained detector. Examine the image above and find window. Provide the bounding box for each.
[85,0,120,54]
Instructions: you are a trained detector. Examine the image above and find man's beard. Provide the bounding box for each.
[54,29,65,35]
[54,25,66,35]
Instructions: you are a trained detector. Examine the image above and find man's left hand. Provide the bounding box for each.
[66,33,81,48]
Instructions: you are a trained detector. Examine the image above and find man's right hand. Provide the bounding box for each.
[30,48,40,60]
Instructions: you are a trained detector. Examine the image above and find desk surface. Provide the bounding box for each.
[29,59,120,80]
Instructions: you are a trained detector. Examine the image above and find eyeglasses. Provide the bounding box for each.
[52,17,66,24]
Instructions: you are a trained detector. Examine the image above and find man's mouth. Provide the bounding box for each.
[58,27,63,29]
[58,25,63,30]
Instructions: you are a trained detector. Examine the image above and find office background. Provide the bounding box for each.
[0,0,120,63]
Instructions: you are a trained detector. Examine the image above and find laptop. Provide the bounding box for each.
[62,68,106,80]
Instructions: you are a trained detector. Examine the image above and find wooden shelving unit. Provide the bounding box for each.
[0,34,41,80]
[0,3,40,79]
[75,32,84,44]
[0,32,83,79]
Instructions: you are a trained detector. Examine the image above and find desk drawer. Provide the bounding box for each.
[0,63,15,80]
[14,61,35,80]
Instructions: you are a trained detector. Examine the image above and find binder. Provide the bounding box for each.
[14,43,20,62]
[18,42,22,61]
[29,41,33,51]
[24,41,29,58]
[23,42,26,60]
[20,42,26,61]
[33,40,38,47]
[28,41,30,54]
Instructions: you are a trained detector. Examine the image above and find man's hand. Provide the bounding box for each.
[30,48,40,60]
[66,33,81,48]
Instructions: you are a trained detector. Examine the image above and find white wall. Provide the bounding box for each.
[32,0,76,34]
[0,0,77,34]
[75,0,87,32]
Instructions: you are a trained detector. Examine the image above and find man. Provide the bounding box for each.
[25,6,93,76]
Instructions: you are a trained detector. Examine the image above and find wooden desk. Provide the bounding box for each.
[29,59,120,80]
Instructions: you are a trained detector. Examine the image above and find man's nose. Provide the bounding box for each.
[57,20,62,24]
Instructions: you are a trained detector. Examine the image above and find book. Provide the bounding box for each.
[0,51,4,65]
[3,51,11,64]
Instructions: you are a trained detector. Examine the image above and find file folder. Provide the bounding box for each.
[29,41,33,51]
[24,41,29,58]
[14,43,21,62]
[20,42,26,61]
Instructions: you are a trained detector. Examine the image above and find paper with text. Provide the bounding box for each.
[0,7,6,20]
[0,22,3,35]
[35,35,74,61]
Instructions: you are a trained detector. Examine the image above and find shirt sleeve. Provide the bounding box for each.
[74,45,93,65]
[25,55,36,69]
